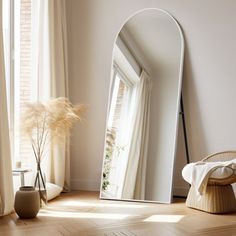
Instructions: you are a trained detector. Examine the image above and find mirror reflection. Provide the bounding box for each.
[100,9,184,203]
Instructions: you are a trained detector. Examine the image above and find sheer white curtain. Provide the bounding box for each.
[32,0,69,191]
[121,70,152,200]
[32,0,50,102]
[48,0,70,192]
[0,0,14,216]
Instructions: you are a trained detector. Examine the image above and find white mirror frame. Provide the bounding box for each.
[100,8,185,203]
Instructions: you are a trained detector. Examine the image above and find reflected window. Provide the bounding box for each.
[102,43,139,198]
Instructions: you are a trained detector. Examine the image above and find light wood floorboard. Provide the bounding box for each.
[0,191,235,236]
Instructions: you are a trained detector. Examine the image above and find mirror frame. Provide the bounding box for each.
[99,8,185,203]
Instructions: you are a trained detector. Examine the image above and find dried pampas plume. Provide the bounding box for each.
[21,97,87,161]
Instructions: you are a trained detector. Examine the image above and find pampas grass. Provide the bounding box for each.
[21,97,86,161]
[21,97,86,202]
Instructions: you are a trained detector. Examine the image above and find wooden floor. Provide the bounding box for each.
[0,191,236,236]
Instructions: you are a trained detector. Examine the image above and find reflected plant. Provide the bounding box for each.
[102,128,126,191]
[102,128,116,191]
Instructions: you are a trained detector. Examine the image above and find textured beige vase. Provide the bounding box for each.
[14,186,40,218]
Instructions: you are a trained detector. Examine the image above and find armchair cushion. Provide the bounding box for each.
[182,159,236,195]
[182,163,235,182]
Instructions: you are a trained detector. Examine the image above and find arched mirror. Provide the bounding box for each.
[100,8,184,203]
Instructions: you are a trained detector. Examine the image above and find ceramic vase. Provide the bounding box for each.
[14,186,40,218]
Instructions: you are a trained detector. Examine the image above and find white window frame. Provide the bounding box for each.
[103,42,141,198]
[2,0,15,163]
[3,0,33,165]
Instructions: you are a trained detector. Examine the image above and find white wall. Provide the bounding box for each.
[66,0,236,194]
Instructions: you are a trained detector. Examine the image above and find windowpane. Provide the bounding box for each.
[14,0,33,167]
[103,70,133,197]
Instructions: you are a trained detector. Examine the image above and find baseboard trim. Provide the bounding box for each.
[71,179,100,191]
[173,186,189,197]
[70,181,236,197]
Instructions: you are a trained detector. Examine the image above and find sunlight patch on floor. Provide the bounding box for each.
[61,200,145,208]
[144,214,184,223]
[39,209,132,219]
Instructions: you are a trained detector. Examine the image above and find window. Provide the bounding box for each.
[14,0,33,167]
[105,67,133,197]
[102,43,139,198]
[3,0,33,168]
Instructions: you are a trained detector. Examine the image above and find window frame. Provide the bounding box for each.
[3,0,33,165]
[102,44,140,198]
[3,0,15,162]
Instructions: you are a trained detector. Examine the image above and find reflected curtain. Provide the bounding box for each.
[121,70,152,200]
[0,0,14,216]
[32,0,69,191]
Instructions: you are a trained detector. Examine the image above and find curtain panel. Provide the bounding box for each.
[32,0,70,191]
[48,0,70,192]
[121,70,152,200]
[0,0,14,216]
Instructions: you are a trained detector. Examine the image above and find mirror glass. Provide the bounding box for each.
[100,9,184,203]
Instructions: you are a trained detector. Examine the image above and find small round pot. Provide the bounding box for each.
[14,186,40,218]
